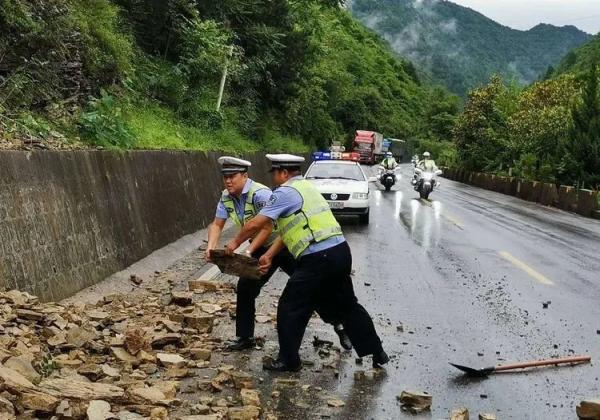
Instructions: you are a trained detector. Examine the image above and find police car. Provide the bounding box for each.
[305,159,370,224]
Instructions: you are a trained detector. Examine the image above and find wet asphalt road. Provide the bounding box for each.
[258,164,600,419]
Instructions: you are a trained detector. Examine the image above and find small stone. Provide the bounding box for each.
[87,400,112,420]
[20,391,59,413]
[0,395,15,417]
[396,324,404,332]
[450,407,470,420]
[151,333,183,348]
[166,367,189,378]
[15,309,44,321]
[67,325,99,347]
[153,381,179,399]
[4,356,40,383]
[111,347,140,365]
[188,280,218,292]
[480,394,488,399]
[157,353,186,368]
[191,404,210,415]
[274,378,298,387]
[130,274,144,285]
[102,364,121,378]
[0,366,37,393]
[228,406,260,420]
[150,407,169,420]
[241,389,261,407]
[327,399,345,408]
[477,352,484,357]
[125,329,150,355]
[171,291,193,306]
[353,370,365,380]
[189,348,212,361]
[184,314,214,333]
[363,282,371,287]
[576,399,600,419]
[88,310,110,321]
[231,371,254,389]
[542,302,549,309]
[78,363,104,381]
[397,390,432,414]
[128,387,168,405]
[479,414,497,420]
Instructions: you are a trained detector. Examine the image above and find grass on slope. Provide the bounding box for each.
[124,101,308,153]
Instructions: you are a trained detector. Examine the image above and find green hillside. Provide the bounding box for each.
[351,0,591,96]
[0,0,443,151]
[552,34,600,76]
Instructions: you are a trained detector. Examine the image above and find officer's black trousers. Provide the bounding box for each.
[277,241,383,367]
[236,246,343,338]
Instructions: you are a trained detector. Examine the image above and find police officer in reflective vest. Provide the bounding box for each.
[225,154,388,372]
[206,156,351,352]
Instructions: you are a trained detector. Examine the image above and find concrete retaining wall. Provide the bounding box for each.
[441,168,599,219]
[0,150,306,301]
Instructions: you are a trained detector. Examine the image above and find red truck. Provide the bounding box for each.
[352,130,384,164]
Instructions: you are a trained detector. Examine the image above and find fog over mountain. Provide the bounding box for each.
[350,0,592,95]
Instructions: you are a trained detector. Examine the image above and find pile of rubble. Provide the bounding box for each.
[0,281,269,420]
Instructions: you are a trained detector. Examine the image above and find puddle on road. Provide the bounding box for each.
[398,198,442,249]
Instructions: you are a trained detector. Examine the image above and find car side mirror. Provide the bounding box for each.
[414,168,422,174]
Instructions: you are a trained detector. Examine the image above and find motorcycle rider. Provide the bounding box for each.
[380,151,398,170]
[418,151,438,172]
[412,151,438,185]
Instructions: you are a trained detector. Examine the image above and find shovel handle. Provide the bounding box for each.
[494,355,591,372]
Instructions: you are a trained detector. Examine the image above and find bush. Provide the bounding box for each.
[79,90,135,148]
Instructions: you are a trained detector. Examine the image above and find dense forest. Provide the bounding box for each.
[350,0,591,96]
[0,0,456,151]
[448,44,600,189]
[551,34,600,77]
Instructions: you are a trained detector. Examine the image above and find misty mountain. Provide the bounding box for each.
[350,0,591,95]
[551,34,600,76]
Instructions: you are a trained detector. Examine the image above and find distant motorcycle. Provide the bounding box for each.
[378,166,397,191]
[413,168,442,199]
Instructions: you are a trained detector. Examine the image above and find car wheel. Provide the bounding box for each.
[359,211,370,224]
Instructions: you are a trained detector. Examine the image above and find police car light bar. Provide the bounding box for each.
[311,151,360,162]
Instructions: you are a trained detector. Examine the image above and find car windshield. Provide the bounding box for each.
[355,142,371,151]
[306,163,365,181]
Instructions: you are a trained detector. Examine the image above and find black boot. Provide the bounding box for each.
[372,350,389,368]
[226,337,256,351]
[262,357,301,372]
[334,325,353,351]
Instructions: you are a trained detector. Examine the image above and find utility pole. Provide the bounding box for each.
[216,45,234,111]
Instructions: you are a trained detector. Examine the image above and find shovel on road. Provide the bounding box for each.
[450,355,591,377]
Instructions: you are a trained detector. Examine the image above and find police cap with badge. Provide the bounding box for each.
[266,154,305,172]
[218,156,251,175]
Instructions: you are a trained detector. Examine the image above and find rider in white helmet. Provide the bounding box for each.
[418,151,437,171]
[380,151,398,170]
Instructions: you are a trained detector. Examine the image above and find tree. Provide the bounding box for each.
[452,76,518,171]
[560,63,600,188]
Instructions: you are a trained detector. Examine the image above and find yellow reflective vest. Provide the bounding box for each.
[221,181,277,245]
[277,179,343,258]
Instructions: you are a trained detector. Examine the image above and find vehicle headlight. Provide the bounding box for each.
[352,192,368,199]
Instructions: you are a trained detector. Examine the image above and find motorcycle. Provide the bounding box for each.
[378,166,397,191]
[413,168,442,199]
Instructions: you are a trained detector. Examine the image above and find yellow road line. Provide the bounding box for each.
[499,251,554,285]
[443,213,464,229]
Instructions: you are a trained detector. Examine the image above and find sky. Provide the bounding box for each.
[450,0,600,34]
